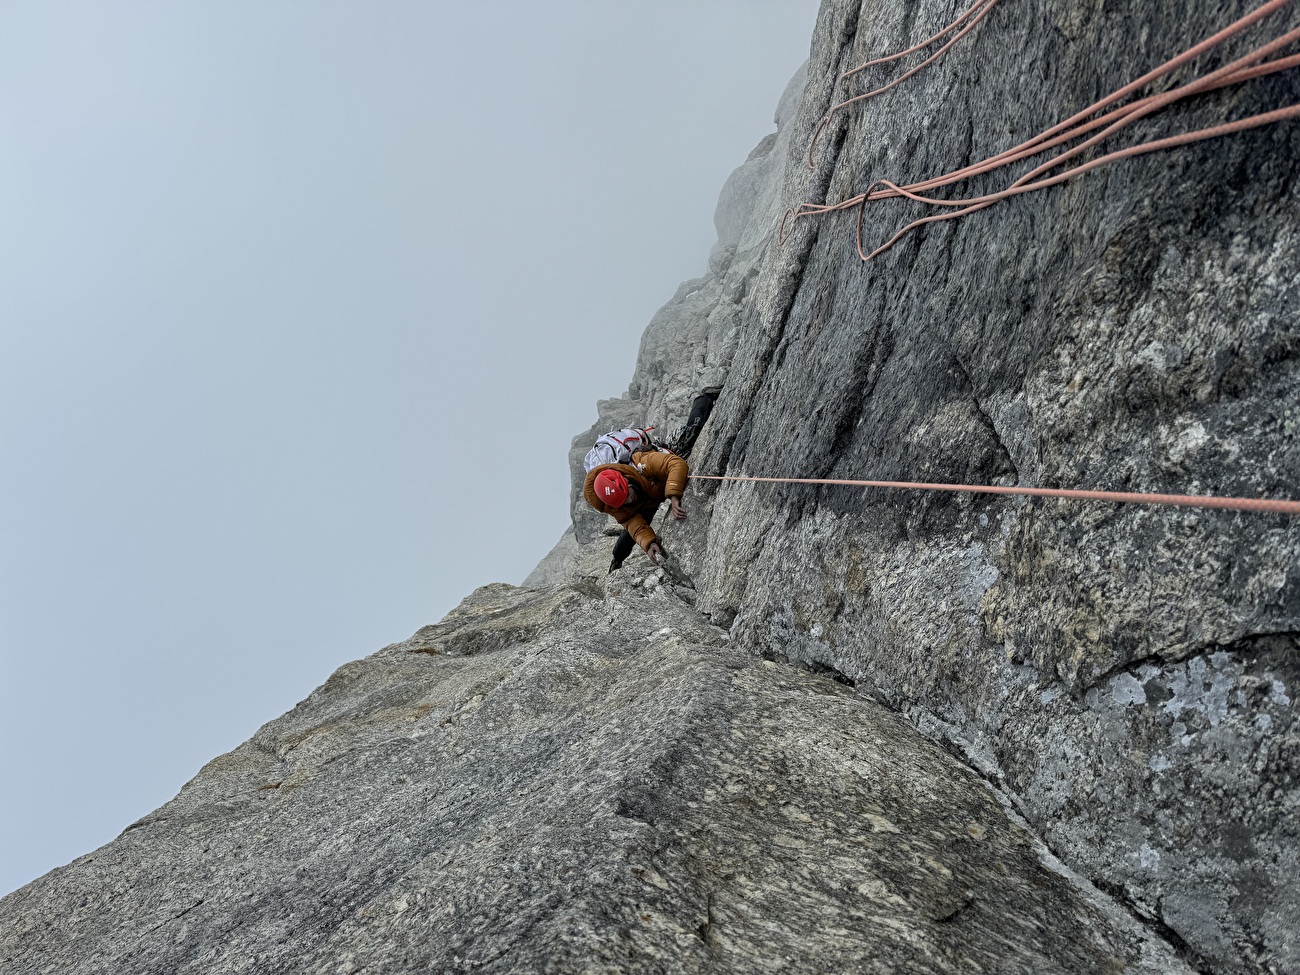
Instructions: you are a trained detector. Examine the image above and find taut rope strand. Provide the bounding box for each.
[689,474,1300,515]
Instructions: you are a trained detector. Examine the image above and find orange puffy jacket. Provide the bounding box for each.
[582,450,688,552]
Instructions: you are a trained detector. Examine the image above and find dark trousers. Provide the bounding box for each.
[611,391,716,567]
[611,506,658,565]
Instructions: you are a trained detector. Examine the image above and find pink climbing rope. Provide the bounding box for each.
[841,0,998,79]
[808,0,1001,168]
[783,51,1300,242]
[855,100,1300,260]
[789,46,1300,225]
[688,474,1300,516]
[787,0,1300,259]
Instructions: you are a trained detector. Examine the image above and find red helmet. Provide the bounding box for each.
[594,470,629,507]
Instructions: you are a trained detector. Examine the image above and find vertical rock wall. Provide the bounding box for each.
[566,0,1299,971]
[3,2,1297,973]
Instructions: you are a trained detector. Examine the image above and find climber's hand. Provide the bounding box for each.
[647,542,664,564]
[670,497,687,520]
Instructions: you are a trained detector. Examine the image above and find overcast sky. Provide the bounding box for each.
[0,2,820,896]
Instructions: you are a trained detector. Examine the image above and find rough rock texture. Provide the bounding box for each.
[4,1,1298,972]
[567,65,811,548]
[0,583,1193,974]
[563,0,1299,971]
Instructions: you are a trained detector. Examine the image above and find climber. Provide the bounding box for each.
[584,389,718,573]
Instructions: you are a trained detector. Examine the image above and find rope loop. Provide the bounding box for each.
[787,0,1300,260]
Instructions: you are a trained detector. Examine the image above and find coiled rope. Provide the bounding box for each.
[785,0,1300,260]
[689,474,1300,515]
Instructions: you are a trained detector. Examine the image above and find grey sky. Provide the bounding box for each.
[0,1,820,896]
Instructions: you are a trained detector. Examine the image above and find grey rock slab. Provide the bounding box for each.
[6,1,1298,973]
[670,0,1300,971]
[564,0,1299,971]
[1,583,1190,974]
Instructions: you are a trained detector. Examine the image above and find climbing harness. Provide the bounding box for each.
[787,0,1300,260]
[688,474,1300,516]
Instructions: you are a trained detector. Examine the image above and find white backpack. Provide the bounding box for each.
[583,427,659,473]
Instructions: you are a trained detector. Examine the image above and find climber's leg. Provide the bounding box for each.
[609,503,663,572]
[673,389,719,459]
[609,529,636,572]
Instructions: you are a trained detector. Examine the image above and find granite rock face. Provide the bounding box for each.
[4,0,1298,973]
[564,0,1299,971]
[574,0,1297,972]
[0,582,1196,974]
